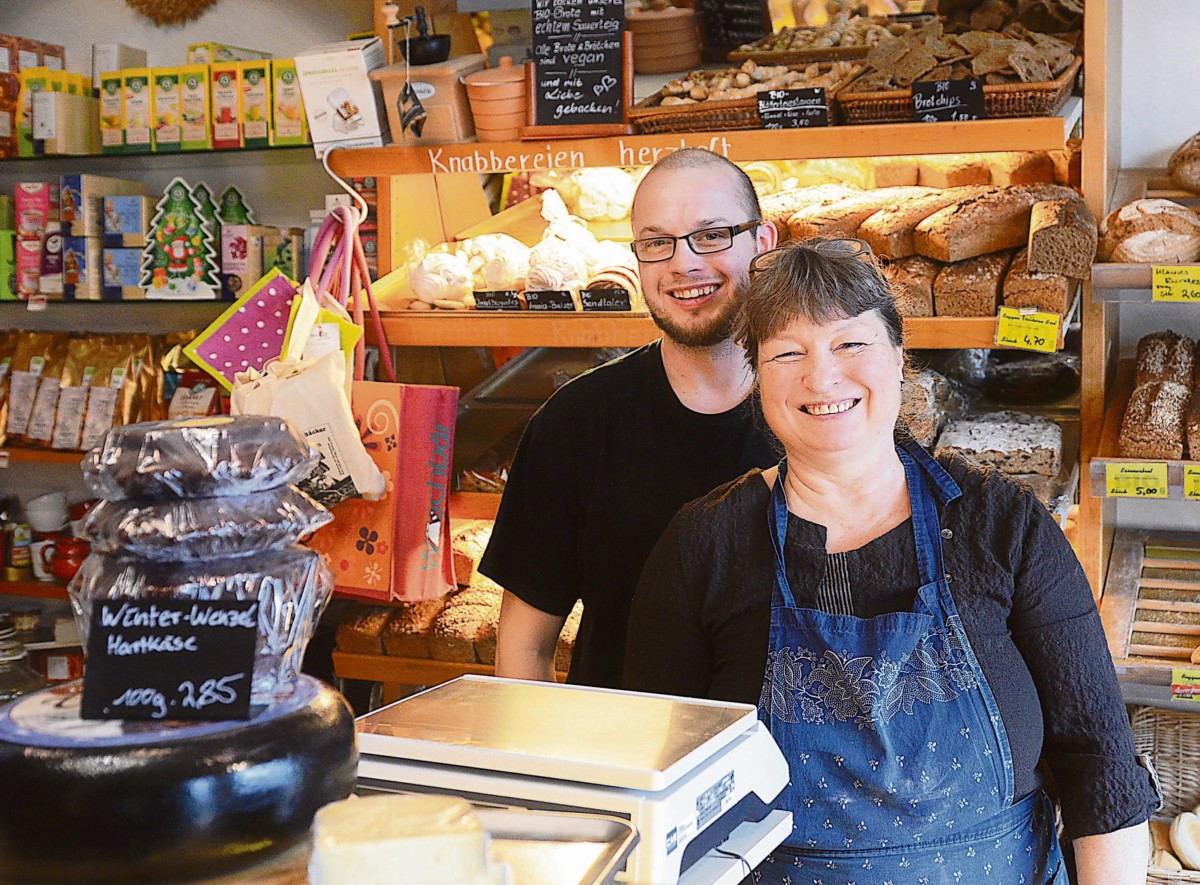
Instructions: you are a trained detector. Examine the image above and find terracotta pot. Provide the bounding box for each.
[471,108,527,128]
[463,55,527,138]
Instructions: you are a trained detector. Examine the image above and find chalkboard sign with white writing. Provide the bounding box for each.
[526,289,576,311]
[81,599,257,721]
[580,287,632,311]
[474,290,524,311]
[912,78,987,122]
[757,88,830,128]
[532,0,625,126]
[693,0,771,55]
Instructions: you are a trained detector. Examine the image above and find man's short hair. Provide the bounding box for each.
[635,148,762,223]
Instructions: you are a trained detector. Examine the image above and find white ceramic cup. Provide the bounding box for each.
[25,491,68,534]
[30,538,58,582]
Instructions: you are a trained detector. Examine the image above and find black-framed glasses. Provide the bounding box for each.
[630,221,761,263]
[749,237,874,276]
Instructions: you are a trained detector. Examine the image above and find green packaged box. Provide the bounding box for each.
[99,71,124,154]
[0,230,14,300]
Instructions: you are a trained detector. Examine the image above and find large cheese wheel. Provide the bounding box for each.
[0,675,356,884]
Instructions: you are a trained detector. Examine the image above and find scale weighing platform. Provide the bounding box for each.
[355,676,792,885]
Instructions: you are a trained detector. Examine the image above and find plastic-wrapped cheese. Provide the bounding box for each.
[310,794,510,885]
[83,415,317,500]
[68,546,334,704]
[80,485,332,561]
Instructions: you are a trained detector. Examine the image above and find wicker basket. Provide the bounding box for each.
[727,14,937,65]
[836,55,1081,124]
[1131,706,1200,884]
[628,63,863,135]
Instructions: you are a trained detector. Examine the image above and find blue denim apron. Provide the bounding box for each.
[752,444,1066,885]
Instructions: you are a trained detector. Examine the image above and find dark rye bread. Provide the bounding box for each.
[1187,393,1200,460]
[1135,330,1196,389]
[1027,199,1098,279]
[335,604,392,655]
[787,186,934,240]
[1119,381,1190,460]
[934,410,1063,477]
[915,184,1081,263]
[859,186,992,259]
[882,256,938,317]
[381,596,448,658]
[933,251,1012,316]
[1002,248,1073,316]
[760,184,861,241]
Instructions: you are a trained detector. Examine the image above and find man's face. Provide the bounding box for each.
[631,165,775,348]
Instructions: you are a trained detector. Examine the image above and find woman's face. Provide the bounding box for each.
[757,310,904,460]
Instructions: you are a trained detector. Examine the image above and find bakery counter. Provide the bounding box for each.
[1089,359,1200,500]
[331,651,565,687]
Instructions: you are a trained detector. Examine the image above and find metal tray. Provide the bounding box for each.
[355,787,638,885]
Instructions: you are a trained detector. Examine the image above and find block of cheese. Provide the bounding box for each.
[882,255,938,317]
[309,794,509,885]
[933,251,1012,317]
[1027,199,1097,279]
[1119,381,1190,460]
[1003,248,1073,316]
[788,186,932,240]
[934,411,1063,477]
[859,186,992,259]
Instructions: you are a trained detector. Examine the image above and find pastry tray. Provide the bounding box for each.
[727,14,936,65]
[356,786,638,885]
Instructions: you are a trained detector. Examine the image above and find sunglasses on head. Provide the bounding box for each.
[748,237,875,276]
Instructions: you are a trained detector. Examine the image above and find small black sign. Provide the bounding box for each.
[81,599,257,721]
[694,0,772,54]
[526,289,576,311]
[580,287,631,311]
[532,0,625,126]
[911,78,987,122]
[757,88,829,129]
[474,290,523,311]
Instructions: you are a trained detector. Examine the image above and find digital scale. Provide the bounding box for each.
[355,676,792,885]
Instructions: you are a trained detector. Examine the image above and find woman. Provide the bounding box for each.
[623,239,1158,884]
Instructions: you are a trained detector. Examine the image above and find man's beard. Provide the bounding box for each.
[646,279,744,348]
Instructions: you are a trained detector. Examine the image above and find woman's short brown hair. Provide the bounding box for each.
[736,237,903,370]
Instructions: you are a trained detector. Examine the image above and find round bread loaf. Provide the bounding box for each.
[1099,199,1200,260]
[1169,132,1200,193]
[1110,229,1200,264]
[1171,811,1200,870]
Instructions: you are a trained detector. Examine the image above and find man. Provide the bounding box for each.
[478,148,779,687]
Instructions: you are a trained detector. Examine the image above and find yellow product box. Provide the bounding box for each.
[46,69,67,93]
[122,67,153,152]
[99,70,124,154]
[178,64,210,151]
[210,62,241,149]
[271,59,308,146]
[238,59,270,149]
[15,66,50,157]
[186,43,270,65]
[152,67,183,152]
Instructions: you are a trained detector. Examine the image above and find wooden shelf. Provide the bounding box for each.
[0,143,312,165]
[0,579,70,601]
[371,312,1030,350]
[332,651,565,685]
[328,97,1081,176]
[1088,359,1200,499]
[0,447,84,466]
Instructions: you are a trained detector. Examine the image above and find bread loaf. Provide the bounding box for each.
[335,605,393,655]
[1027,199,1097,279]
[1111,230,1200,265]
[1169,131,1200,194]
[985,152,1055,186]
[859,186,992,259]
[760,185,861,240]
[1003,248,1073,316]
[1136,331,1196,389]
[1099,199,1200,262]
[788,186,933,240]
[866,156,920,188]
[882,256,938,317]
[915,187,1040,263]
[381,597,447,658]
[902,368,960,448]
[916,155,991,188]
[1119,381,1190,460]
[450,520,492,587]
[554,601,584,675]
[934,410,1063,477]
[475,620,498,666]
[430,603,493,663]
[933,251,1012,316]
[1187,392,1200,461]
[1050,137,1082,186]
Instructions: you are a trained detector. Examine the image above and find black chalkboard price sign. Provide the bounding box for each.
[81,599,258,722]
[526,289,576,311]
[580,287,632,311]
[474,290,523,311]
[694,0,772,57]
[912,78,987,122]
[757,88,830,128]
[532,0,625,126]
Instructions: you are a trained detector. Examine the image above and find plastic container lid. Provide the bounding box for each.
[464,56,524,87]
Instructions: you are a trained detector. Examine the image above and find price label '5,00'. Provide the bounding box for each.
[1105,462,1169,499]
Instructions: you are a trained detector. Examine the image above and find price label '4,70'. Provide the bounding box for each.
[1105,462,1169,499]
[994,306,1060,353]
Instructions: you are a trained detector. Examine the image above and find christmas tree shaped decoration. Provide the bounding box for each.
[191,181,222,291]
[140,177,217,300]
[217,185,256,224]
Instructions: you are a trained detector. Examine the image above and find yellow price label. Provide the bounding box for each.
[994,306,1060,353]
[1186,465,1200,501]
[1152,266,1200,302]
[1173,668,1200,701]
[1105,462,1168,498]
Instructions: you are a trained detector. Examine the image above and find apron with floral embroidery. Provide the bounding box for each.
[751,443,1065,885]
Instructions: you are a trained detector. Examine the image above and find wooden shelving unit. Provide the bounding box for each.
[331,651,565,685]
[0,579,69,601]
[0,447,86,466]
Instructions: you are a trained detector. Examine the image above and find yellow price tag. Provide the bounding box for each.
[1152,266,1200,302]
[1173,668,1200,701]
[1186,465,1200,501]
[994,306,1060,353]
[1105,462,1168,498]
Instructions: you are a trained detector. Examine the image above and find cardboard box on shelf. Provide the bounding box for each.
[152,68,182,152]
[178,64,210,151]
[186,42,271,65]
[15,66,50,157]
[294,37,388,157]
[101,247,145,300]
[63,236,101,300]
[271,59,308,146]
[15,181,56,240]
[61,175,145,238]
[219,223,274,299]
[239,59,271,149]
[0,231,15,300]
[122,68,153,152]
[210,61,241,149]
[92,43,146,87]
[0,73,18,159]
[98,71,124,154]
[34,41,64,71]
[38,222,64,297]
[32,91,99,156]
[14,39,39,74]
[262,227,304,279]
[102,195,154,247]
[15,236,41,300]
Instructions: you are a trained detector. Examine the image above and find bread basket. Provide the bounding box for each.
[1132,705,1200,884]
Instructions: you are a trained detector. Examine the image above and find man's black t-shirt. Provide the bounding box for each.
[478,341,778,688]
